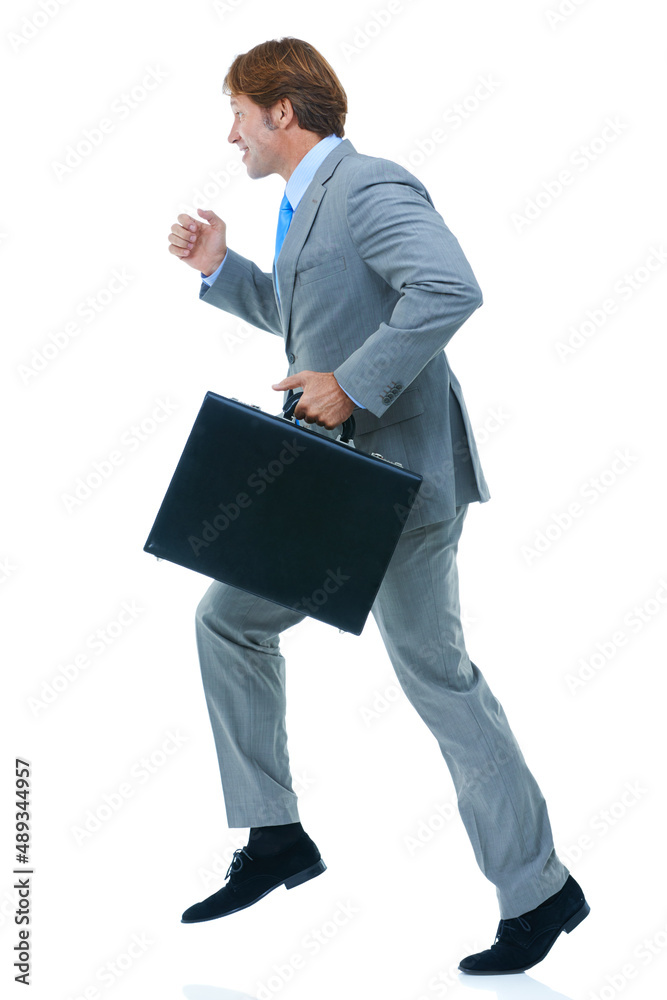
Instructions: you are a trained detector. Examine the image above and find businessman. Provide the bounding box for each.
[167,37,589,974]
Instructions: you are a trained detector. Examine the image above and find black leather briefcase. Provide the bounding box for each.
[143,390,423,634]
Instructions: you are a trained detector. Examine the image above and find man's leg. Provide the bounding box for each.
[370,504,569,919]
[194,579,307,828]
[182,580,325,923]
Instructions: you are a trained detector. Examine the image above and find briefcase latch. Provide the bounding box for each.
[230,397,262,410]
[371,452,404,468]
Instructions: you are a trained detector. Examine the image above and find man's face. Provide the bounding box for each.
[227,93,283,179]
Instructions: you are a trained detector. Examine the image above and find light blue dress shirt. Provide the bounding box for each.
[200,134,364,411]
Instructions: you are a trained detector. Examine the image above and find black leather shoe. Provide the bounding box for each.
[459,875,590,975]
[181,829,326,923]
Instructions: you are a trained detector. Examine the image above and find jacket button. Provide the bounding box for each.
[382,394,391,405]
[287,352,295,364]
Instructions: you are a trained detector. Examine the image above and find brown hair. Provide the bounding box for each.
[223,37,347,138]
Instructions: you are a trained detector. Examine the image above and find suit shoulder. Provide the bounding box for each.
[337,149,427,188]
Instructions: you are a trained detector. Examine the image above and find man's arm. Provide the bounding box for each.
[168,209,282,337]
[199,247,282,337]
[332,160,483,419]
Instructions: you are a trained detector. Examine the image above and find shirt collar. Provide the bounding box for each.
[284,134,344,211]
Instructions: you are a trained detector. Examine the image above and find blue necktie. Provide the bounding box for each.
[274,192,294,302]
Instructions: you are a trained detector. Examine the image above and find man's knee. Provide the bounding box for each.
[195,581,233,638]
[195,580,267,648]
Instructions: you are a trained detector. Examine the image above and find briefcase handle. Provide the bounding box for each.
[282,390,356,444]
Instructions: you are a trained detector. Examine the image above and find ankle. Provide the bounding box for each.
[248,821,304,857]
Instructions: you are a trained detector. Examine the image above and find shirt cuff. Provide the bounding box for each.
[336,382,366,409]
[201,250,228,286]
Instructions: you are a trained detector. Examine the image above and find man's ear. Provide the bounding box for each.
[275,96,295,129]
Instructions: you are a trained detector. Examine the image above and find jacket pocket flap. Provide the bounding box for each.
[297,255,347,285]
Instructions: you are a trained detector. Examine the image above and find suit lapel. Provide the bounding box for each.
[276,138,356,338]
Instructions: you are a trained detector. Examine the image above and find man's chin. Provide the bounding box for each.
[245,163,270,180]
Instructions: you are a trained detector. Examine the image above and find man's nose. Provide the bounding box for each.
[227,122,239,144]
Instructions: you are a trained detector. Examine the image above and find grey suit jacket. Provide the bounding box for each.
[199,138,490,530]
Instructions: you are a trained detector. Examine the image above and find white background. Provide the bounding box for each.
[2,1,666,998]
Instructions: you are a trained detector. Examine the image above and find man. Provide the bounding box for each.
[167,37,589,975]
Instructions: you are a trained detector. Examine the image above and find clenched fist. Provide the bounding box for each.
[168,209,227,277]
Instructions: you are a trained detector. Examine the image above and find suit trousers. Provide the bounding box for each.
[194,503,569,918]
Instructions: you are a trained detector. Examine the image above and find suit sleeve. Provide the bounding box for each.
[332,160,483,418]
[198,247,282,337]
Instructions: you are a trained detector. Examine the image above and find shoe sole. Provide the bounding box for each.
[458,899,591,975]
[284,859,327,889]
[181,859,327,924]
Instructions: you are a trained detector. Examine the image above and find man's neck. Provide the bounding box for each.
[279,132,325,181]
